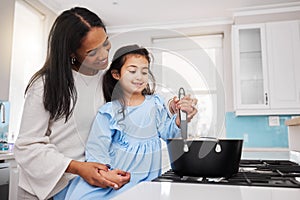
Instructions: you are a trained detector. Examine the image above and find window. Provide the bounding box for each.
[152,34,225,138]
[8,0,47,141]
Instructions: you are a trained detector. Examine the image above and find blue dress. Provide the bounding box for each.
[64,94,180,200]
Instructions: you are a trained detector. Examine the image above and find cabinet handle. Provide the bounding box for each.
[265,93,268,105]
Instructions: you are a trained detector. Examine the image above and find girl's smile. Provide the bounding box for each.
[119,54,149,95]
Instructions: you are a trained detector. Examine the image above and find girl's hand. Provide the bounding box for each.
[169,94,198,122]
[66,160,130,189]
[99,169,131,189]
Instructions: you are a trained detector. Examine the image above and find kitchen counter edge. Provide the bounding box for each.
[285,117,300,126]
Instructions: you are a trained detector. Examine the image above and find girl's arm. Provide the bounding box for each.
[155,95,181,140]
[85,112,113,165]
[85,109,131,188]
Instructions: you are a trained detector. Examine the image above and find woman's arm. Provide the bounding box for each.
[14,79,72,200]
[66,160,124,189]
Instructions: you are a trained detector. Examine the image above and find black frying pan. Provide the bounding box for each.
[168,87,243,178]
[167,138,243,178]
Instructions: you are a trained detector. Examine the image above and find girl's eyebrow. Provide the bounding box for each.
[127,65,149,70]
[86,36,109,54]
[127,65,138,68]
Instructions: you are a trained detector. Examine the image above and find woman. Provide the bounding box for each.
[14,7,130,200]
[14,7,197,200]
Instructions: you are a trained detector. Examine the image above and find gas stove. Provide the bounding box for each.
[153,160,300,188]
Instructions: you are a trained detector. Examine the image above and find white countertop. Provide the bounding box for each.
[1,150,300,200]
[0,151,17,200]
[0,151,14,161]
[112,181,300,200]
[241,150,300,163]
[285,117,300,126]
[112,150,300,200]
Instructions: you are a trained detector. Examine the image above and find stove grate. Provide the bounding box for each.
[153,160,300,188]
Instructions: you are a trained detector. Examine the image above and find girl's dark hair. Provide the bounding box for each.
[25,7,106,122]
[102,44,156,105]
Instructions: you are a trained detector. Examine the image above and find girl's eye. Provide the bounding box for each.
[142,69,149,75]
[129,70,136,74]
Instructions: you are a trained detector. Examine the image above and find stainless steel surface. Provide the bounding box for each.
[178,87,188,152]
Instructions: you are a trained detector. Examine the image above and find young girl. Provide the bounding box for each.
[64,44,184,199]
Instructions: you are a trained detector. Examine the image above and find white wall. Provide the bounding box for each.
[0,0,15,101]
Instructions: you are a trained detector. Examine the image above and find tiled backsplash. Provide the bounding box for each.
[225,112,291,148]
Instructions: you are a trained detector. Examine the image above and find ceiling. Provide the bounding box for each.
[38,0,300,30]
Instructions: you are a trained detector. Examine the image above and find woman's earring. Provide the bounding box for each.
[71,57,76,65]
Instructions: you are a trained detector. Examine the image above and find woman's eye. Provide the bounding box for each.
[129,70,136,74]
[142,72,148,75]
[87,50,96,57]
[103,40,110,47]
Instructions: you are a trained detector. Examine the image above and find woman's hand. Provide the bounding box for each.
[169,94,198,122]
[99,169,131,189]
[66,160,130,189]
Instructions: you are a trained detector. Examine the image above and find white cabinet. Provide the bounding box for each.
[266,21,300,110]
[232,20,300,115]
[232,24,269,111]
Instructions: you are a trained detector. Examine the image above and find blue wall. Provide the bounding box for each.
[225,112,291,148]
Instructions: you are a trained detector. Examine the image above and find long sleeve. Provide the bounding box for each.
[154,95,181,141]
[14,78,72,200]
[85,107,113,167]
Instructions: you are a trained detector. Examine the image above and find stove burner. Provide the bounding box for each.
[153,160,300,188]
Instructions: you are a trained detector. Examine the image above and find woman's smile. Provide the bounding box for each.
[94,57,108,67]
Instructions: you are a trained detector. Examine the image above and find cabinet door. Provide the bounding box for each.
[232,24,269,111]
[266,21,300,109]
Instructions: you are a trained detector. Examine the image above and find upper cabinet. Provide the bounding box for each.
[232,20,300,115]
